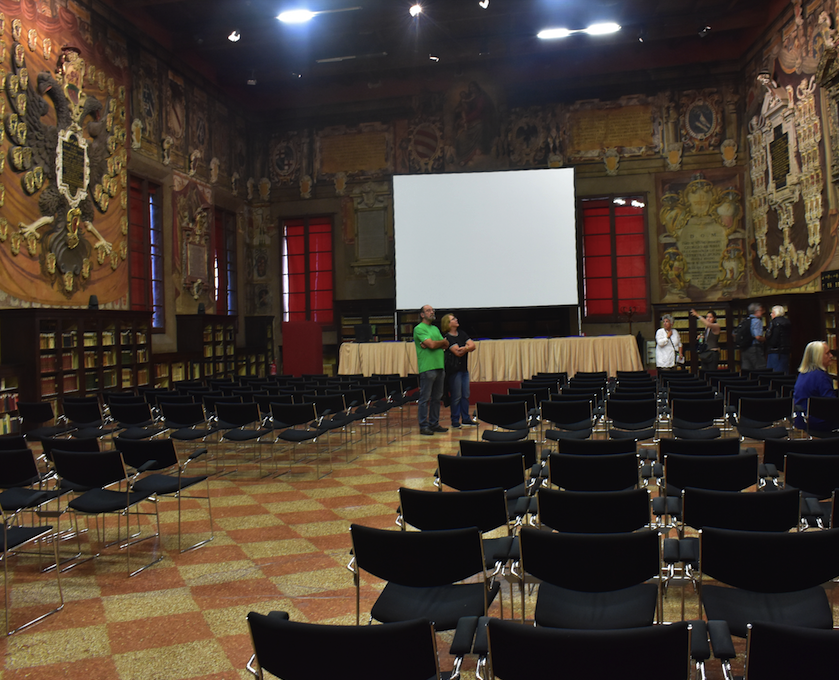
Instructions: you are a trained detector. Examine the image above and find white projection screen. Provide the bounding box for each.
[393,168,578,311]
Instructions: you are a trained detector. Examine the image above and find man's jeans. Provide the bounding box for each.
[418,369,445,429]
[449,371,470,425]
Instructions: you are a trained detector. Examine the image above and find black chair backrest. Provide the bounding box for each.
[519,526,659,591]
[605,398,657,424]
[659,437,740,457]
[475,401,528,429]
[155,393,194,405]
[108,401,155,426]
[398,487,508,534]
[745,621,839,680]
[573,371,607,381]
[540,400,592,427]
[17,401,58,426]
[509,386,551,403]
[350,523,484,586]
[739,397,791,423]
[459,439,537,469]
[806,397,839,431]
[62,399,104,425]
[547,452,639,491]
[670,398,725,425]
[312,394,347,416]
[681,487,800,532]
[487,619,690,680]
[40,436,99,462]
[0,448,41,487]
[216,401,261,427]
[492,393,537,410]
[784,453,839,499]
[700,526,839,592]
[662,452,758,494]
[271,402,318,428]
[51,449,127,488]
[0,435,29,451]
[763,436,839,471]
[537,487,650,533]
[114,437,179,471]
[160,401,208,427]
[247,613,439,680]
[555,438,636,455]
[437,453,525,492]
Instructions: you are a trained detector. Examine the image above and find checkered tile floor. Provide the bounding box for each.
[0,415,835,679]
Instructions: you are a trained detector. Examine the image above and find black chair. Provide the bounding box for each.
[271,402,331,478]
[517,526,662,627]
[0,448,65,515]
[643,436,743,483]
[50,449,162,577]
[784,452,839,528]
[762,436,839,483]
[436,453,531,520]
[605,398,657,441]
[246,612,441,680]
[1,503,64,635]
[698,526,839,639]
[161,401,219,449]
[459,439,541,481]
[744,621,839,680]
[349,523,500,630]
[486,619,692,680]
[733,397,791,440]
[804,396,839,437]
[475,402,530,442]
[536,486,651,533]
[113,437,214,552]
[107,401,166,439]
[540,399,594,443]
[17,401,74,441]
[653,452,759,527]
[215,401,273,474]
[670,398,725,439]
[62,398,119,441]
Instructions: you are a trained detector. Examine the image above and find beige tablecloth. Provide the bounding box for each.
[338,336,643,381]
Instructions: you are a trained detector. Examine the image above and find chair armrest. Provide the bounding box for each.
[707,619,736,660]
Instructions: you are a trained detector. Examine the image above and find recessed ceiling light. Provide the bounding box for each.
[409,4,422,17]
[277,9,316,23]
[585,22,621,35]
[428,54,439,62]
[228,30,241,42]
[537,28,572,40]
[478,0,489,8]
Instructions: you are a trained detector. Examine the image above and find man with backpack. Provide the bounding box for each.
[740,302,766,371]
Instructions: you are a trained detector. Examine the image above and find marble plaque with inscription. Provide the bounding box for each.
[320,132,389,175]
[676,216,728,290]
[770,129,790,189]
[567,105,653,154]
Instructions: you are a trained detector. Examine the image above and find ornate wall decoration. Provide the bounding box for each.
[172,171,212,309]
[189,86,208,178]
[656,171,747,303]
[211,101,230,187]
[315,122,393,181]
[507,107,549,167]
[405,118,444,173]
[721,139,738,167]
[268,131,307,186]
[132,51,160,159]
[679,90,724,152]
[747,64,833,287]
[164,69,186,168]
[816,44,839,184]
[1,28,128,302]
[562,95,661,162]
[443,78,504,170]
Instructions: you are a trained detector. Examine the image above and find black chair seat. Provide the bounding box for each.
[702,585,832,638]
[546,427,592,441]
[278,428,325,443]
[672,426,721,440]
[481,429,528,442]
[223,428,272,442]
[117,426,166,440]
[23,425,75,441]
[133,473,208,497]
[534,582,658,629]
[370,581,500,631]
[68,488,150,514]
[2,525,55,552]
[736,425,788,440]
[609,427,656,440]
[0,487,62,512]
[169,426,218,441]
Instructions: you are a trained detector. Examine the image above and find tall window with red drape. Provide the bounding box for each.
[213,208,238,316]
[281,216,333,324]
[580,196,649,321]
[128,175,164,330]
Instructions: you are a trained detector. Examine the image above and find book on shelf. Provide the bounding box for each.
[137,368,149,385]
[39,333,56,349]
[40,355,57,372]
[40,376,57,396]
[62,353,78,370]
[63,374,79,392]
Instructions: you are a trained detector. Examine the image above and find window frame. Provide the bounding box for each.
[213,208,238,316]
[578,193,651,323]
[281,215,334,326]
[128,174,164,332]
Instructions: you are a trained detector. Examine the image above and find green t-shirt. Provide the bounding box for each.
[414,322,445,373]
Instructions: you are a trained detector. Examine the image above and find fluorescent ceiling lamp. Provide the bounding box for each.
[585,22,621,35]
[537,27,572,39]
[277,9,316,23]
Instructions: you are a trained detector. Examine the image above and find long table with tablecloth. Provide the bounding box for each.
[338,335,644,381]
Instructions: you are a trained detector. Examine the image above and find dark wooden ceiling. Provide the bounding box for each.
[117,0,784,110]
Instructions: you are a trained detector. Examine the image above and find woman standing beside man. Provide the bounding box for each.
[440,313,476,428]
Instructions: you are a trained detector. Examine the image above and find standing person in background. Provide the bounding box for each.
[413,305,449,436]
[691,309,721,371]
[440,313,477,428]
[741,302,766,371]
[766,305,792,373]
[655,314,683,371]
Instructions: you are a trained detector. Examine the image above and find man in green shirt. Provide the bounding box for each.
[414,304,449,435]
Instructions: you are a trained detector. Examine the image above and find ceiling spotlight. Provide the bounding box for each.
[585,22,621,35]
[478,0,489,8]
[428,54,439,62]
[698,25,711,37]
[537,27,572,39]
[278,9,315,23]
[409,4,422,17]
[228,30,241,42]
[637,28,647,43]
[247,70,257,85]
